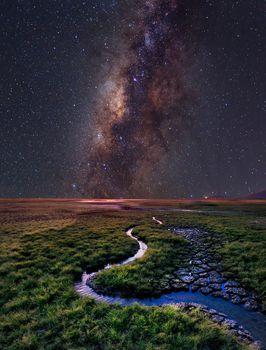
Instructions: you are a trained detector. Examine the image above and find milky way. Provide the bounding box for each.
[84,0,198,197]
[2,0,264,198]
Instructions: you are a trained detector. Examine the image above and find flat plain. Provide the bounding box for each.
[0,199,265,350]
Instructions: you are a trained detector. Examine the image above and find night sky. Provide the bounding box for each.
[0,0,265,198]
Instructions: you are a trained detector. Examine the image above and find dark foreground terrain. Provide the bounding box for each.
[0,199,265,349]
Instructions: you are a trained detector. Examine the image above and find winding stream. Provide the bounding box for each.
[75,220,266,347]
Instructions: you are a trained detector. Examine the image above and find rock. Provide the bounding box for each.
[191,267,206,274]
[222,319,238,329]
[193,259,203,266]
[225,287,247,297]
[224,280,240,288]
[211,315,225,324]
[212,276,225,284]
[209,272,225,284]
[172,282,189,292]
[208,309,219,315]
[209,283,221,291]
[180,275,195,284]
[232,287,247,296]
[201,264,211,271]
[250,292,259,301]
[198,272,209,278]
[172,278,181,283]
[194,278,209,287]
[231,295,242,304]
[189,302,204,309]
[160,281,172,292]
[221,292,230,300]
[224,286,233,294]
[237,330,253,341]
[174,268,190,277]
[191,285,200,292]
[244,299,258,311]
[174,302,187,309]
[200,287,212,295]
[211,291,223,298]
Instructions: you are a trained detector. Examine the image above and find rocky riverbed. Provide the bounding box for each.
[168,227,260,311]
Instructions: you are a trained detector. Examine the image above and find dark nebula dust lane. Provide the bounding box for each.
[83,0,199,198]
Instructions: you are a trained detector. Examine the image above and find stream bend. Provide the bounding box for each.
[75,221,266,348]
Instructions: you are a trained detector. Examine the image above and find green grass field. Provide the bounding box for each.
[0,200,265,349]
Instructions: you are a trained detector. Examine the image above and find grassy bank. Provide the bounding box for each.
[91,224,189,297]
[0,209,251,349]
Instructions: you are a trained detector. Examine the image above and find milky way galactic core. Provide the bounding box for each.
[83,0,198,197]
[1,0,264,197]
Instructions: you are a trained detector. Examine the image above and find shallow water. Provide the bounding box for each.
[75,225,266,346]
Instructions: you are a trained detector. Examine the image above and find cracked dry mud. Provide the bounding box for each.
[170,227,260,311]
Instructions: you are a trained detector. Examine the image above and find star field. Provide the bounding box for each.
[0,0,265,198]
